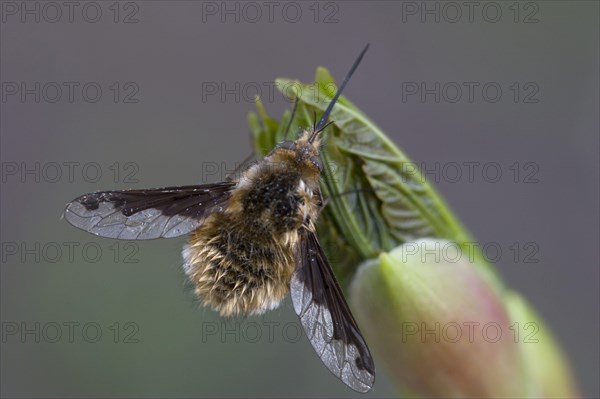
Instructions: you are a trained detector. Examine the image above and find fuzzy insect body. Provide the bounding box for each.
[182,132,322,316]
[64,45,375,393]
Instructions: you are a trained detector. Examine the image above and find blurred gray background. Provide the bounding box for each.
[1,1,598,398]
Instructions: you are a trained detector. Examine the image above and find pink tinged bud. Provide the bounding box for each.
[505,293,580,398]
[349,239,525,398]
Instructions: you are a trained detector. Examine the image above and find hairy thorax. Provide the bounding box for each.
[183,152,320,316]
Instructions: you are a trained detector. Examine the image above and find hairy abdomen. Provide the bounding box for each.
[183,211,297,317]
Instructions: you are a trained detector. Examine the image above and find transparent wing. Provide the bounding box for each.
[63,182,236,240]
[291,228,375,393]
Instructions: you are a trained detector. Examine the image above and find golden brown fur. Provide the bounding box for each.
[183,131,322,317]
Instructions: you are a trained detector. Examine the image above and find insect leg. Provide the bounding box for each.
[226,152,255,181]
[284,98,299,140]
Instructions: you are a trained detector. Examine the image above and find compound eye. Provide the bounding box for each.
[278,141,295,150]
[310,156,323,172]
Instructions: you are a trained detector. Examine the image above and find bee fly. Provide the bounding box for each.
[64,45,375,393]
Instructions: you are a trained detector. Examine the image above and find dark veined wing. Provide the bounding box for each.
[63,182,236,240]
[291,228,375,393]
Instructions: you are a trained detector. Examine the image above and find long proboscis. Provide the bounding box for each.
[308,44,370,144]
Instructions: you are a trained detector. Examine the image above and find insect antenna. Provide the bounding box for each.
[308,43,370,144]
